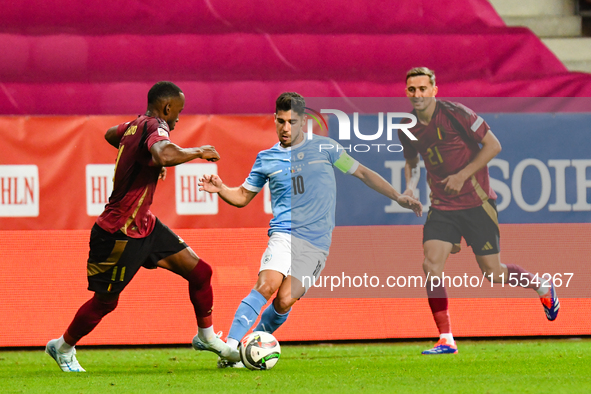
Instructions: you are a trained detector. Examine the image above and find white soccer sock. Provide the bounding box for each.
[226,338,239,349]
[440,333,455,345]
[56,336,74,354]
[535,275,551,296]
[198,326,216,342]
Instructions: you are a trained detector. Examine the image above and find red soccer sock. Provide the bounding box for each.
[187,259,214,328]
[64,294,118,346]
[426,283,451,334]
[505,264,539,290]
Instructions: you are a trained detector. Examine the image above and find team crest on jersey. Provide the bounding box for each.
[157,127,169,137]
[297,152,304,160]
[263,253,272,265]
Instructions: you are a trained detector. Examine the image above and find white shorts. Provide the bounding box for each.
[259,232,329,291]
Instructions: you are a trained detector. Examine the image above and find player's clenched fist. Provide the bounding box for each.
[200,145,220,162]
[441,173,466,195]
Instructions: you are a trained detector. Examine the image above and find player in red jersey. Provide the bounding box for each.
[399,68,560,355]
[46,81,233,372]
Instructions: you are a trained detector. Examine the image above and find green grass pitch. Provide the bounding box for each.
[2,339,590,394]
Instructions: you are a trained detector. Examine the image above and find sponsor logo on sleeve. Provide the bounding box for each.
[157,128,169,137]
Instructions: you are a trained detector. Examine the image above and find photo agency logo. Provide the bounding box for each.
[304,106,418,153]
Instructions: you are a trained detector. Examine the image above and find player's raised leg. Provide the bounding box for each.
[505,262,559,321]
[217,270,282,368]
[256,239,323,334]
[476,254,559,321]
[422,239,457,355]
[221,269,284,364]
[157,247,233,358]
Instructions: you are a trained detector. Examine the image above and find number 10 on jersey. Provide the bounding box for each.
[292,176,305,195]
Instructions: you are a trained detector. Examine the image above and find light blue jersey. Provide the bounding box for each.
[243,135,359,251]
[243,143,292,235]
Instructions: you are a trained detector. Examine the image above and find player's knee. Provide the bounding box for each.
[274,296,295,314]
[189,259,212,287]
[423,257,443,277]
[254,282,278,300]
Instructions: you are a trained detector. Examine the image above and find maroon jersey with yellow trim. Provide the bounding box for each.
[398,100,497,210]
[96,115,171,237]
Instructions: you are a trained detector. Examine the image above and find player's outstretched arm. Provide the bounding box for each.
[441,130,502,195]
[104,126,121,148]
[404,155,420,198]
[198,174,258,208]
[150,140,220,167]
[352,165,423,216]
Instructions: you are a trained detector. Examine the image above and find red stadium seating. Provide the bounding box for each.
[1,0,590,115]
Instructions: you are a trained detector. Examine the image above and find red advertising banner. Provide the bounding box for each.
[1,116,589,347]
[0,225,589,348]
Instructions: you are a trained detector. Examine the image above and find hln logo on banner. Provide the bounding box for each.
[0,165,39,217]
[86,164,115,216]
[175,163,218,215]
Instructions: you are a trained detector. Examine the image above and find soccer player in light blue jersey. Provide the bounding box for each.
[196,92,422,366]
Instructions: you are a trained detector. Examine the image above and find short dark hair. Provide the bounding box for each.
[275,92,305,115]
[406,67,436,86]
[148,81,183,105]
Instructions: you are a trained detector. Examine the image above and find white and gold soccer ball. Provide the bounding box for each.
[239,331,281,370]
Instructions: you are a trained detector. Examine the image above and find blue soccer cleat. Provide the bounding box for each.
[422,338,458,355]
[540,282,560,321]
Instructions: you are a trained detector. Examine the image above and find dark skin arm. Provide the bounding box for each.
[149,140,220,167]
[104,126,220,166]
[105,126,164,179]
[104,126,121,148]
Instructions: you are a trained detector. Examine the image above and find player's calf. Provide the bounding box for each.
[187,259,213,318]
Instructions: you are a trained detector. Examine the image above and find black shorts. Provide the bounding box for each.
[423,199,500,256]
[87,219,188,294]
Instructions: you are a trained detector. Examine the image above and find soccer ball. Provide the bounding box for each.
[239,331,281,370]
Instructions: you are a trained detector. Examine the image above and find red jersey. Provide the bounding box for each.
[96,115,171,237]
[399,100,497,210]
